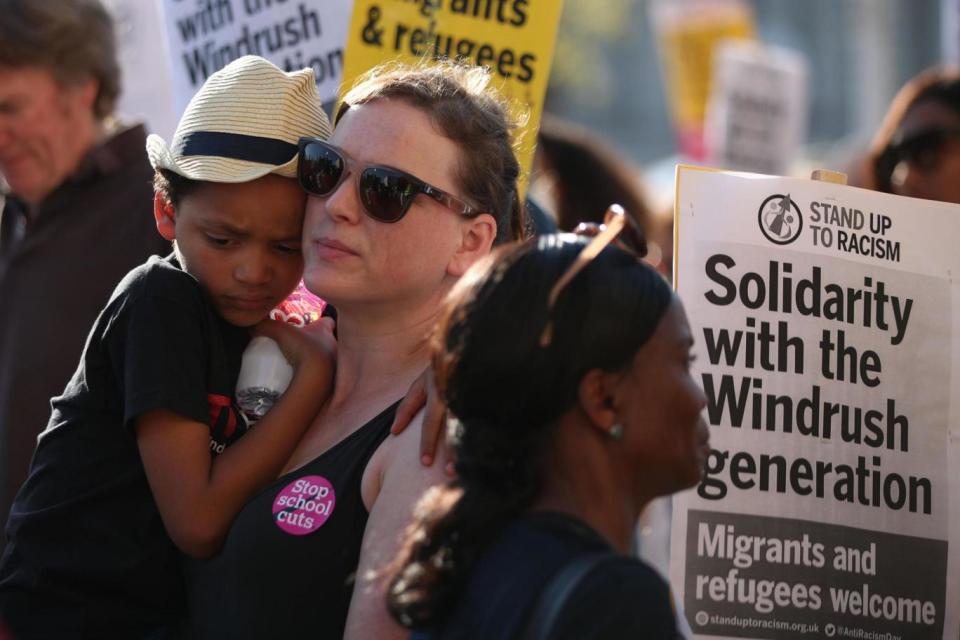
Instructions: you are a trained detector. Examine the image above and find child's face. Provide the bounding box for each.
[165,174,306,327]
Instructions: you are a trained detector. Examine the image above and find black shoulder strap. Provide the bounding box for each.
[520,552,620,640]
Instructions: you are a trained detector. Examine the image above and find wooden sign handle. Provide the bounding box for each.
[810,169,848,185]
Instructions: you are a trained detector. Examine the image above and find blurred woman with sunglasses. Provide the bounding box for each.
[184,61,524,639]
[387,221,710,639]
[865,67,960,203]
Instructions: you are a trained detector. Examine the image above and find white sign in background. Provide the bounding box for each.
[104,0,351,141]
[157,0,351,123]
[103,0,177,138]
[704,40,808,177]
[671,166,960,640]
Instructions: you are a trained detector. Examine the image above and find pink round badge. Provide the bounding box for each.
[272,475,336,535]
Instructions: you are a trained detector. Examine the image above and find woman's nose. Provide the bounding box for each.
[322,171,362,224]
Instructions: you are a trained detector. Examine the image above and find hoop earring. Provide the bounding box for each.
[608,423,624,441]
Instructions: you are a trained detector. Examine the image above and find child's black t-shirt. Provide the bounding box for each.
[0,254,250,638]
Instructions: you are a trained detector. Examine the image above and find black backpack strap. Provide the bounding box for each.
[521,552,621,640]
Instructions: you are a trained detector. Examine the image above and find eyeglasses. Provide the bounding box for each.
[297,137,478,223]
[875,127,960,190]
[539,204,647,347]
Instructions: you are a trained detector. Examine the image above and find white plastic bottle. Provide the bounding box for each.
[235,336,294,423]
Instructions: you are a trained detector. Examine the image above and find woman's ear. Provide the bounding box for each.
[447,213,497,277]
[153,193,177,241]
[577,369,620,436]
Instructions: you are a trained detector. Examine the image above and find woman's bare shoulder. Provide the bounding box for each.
[361,408,447,511]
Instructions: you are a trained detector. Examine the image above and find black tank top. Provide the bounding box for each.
[185,401,400,639]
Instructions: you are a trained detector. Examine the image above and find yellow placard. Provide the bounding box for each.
[651,0,754,157]
[659,18,754,129]
[341,0,565,196]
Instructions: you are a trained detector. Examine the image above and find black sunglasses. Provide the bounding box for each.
[297,137,478,223]
[875,127,960,190]
[539,205,648,347]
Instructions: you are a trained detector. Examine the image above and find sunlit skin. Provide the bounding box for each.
[154,174,307,327]
[0,65,101,206]
[615,297,711,498]
[302,99,477,317]
[888,99,960,204]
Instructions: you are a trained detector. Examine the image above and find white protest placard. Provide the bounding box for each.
[671,165,960,639]
[157,0,352,116]
[704,41,808,176]
[102,0,178,137]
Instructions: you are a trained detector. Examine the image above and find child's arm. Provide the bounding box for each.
[135,318,335,559]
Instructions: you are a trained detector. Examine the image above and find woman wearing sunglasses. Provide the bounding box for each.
[183,61,523,639]
[865,67,960,203]
[386,215,709,639]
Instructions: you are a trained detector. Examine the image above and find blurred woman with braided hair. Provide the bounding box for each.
[387,214,710,639]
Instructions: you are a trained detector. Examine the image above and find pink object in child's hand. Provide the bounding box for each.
[270,281,326,326]
[240,283,325,422]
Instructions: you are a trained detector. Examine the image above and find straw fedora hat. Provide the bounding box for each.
[146,55,332,182]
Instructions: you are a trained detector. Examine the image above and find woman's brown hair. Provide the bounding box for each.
[337,61,528,245]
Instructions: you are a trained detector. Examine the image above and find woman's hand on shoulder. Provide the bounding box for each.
[390,367,454,475]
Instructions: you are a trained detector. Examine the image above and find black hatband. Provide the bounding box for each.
[176,131,297,166]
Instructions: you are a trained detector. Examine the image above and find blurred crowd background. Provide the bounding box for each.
[103,2,948,173]
[547,0,940,168]
[96,0,957,273]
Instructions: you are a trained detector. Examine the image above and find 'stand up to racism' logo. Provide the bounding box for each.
[758,194,803,245]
